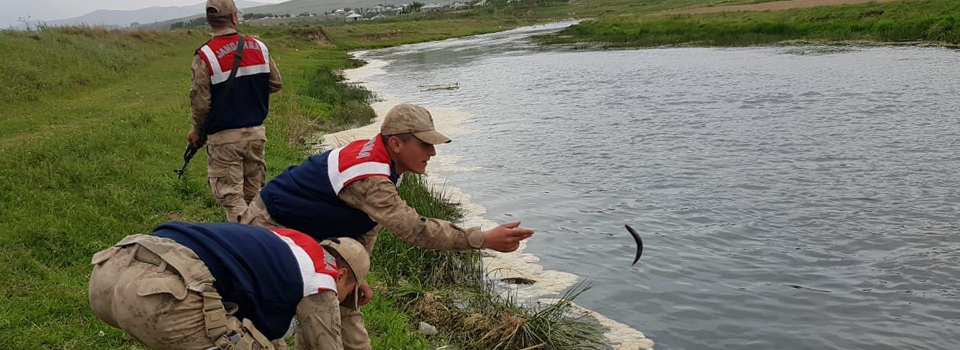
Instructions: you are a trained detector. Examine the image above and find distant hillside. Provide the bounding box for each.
[243,0,400,15]
[142,0,413,30]
[36,1,266,28]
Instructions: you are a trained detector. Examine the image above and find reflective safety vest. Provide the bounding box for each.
[260,135,403,241]
[153,222,339,340]
[196,34,272,135]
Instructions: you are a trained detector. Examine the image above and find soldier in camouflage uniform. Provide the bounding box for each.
[189,0,282,222]
[88,222,369,350]
[240,103,535,350]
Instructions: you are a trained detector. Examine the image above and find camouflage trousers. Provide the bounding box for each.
[206,139,266,223]
[241,193,374,350]
[88,234,274,350]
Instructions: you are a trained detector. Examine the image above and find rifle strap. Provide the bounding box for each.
[222,35,246,97]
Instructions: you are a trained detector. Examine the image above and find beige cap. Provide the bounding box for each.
[320,237,370,308]
[206,0,239,16]
[381,104,451,145]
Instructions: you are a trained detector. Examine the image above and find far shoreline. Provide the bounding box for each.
[538,0,959,49]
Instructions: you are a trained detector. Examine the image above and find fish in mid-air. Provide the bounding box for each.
[625,224,643,266]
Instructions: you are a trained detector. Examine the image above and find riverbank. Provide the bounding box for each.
[5,0,953,347]
[339,52,655,349]
[0,15,569,348]
[540,0,960,48]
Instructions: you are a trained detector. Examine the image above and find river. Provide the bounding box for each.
[344,23,960,350]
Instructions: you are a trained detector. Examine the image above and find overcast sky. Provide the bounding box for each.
[1,0,287,27]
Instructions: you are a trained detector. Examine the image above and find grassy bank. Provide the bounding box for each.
[0,5,603,347]
[381,176,604,349]
[0,24,418,349]
[0,25,403,349]
[542,0,960,47]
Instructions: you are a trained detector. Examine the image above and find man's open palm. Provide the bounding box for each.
[481,221,534,252]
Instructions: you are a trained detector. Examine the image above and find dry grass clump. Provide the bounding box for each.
[382,216,606,350]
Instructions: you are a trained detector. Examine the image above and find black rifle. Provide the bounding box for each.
[175,35,246,179]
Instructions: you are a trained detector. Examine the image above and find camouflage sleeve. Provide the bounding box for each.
[189,55,211,134]
[358,226,379,256]
[338,177,484,251]
[268,58,282,93]
[295,290,343,350]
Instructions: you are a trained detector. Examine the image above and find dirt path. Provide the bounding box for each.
[669,0,918,15]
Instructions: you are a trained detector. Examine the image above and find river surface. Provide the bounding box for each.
[351,24,960,350]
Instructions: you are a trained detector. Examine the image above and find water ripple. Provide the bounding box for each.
[362,41,960,350]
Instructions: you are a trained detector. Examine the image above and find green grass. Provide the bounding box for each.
[702,0,789,7]
[0,9,610,347]
[373,176,606,350]
[0,27,207,104]
[0,25,426,349]
[542,0,960,47]
[301,66,377,131]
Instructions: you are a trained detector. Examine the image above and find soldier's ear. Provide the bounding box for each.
[337,267,350,282]
[387,135,403,153]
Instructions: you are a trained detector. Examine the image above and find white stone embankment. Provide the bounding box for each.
[317,56,653,350]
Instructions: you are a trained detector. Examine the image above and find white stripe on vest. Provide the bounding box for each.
[253,38,270,66]
[198,42,271,85]
[209,64,270,85]
[327,147,392,194]
[199,45,223,76]
[271,232,337,297]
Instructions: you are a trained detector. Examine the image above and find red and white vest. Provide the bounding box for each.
[260,135,404,241]
[195,34,273,135]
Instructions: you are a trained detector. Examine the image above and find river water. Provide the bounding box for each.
[349,24,960,350]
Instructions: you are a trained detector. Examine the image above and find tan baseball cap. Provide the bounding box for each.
[381,104,451,145]
[320,237,370,308]
[206,0,239,16]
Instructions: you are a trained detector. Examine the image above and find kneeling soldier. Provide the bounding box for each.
[88,222,368,350]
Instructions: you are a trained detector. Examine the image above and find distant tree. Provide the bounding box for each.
[529,0,569,5]
[170,17,207,29]
[17,15,31,31]
[408,1,425,12]
[243,13,271,20]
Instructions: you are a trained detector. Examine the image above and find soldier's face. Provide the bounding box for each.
[337,282,357,303]
[395,136,436,174]
[336,268,358,303]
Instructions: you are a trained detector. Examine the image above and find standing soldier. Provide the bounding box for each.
[189,0,282,222]
[241,103,535,350]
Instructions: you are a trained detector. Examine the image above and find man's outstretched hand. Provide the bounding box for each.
[481,221,534,252]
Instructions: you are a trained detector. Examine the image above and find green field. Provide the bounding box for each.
[0,4,601,347]
[0,25,385,349]
[542,0,960,47]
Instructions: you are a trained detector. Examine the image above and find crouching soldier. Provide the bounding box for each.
[241,103,535,349]
[88,222,368,350]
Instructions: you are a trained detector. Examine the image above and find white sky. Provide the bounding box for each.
[1,0,287,27]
